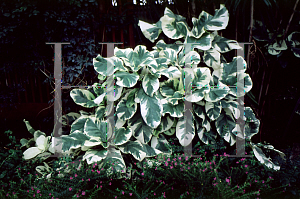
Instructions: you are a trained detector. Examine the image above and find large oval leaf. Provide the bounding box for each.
[83,149,108,165]
[128,110,153,144]
[71,115,89,134]
[204,48,221,70]
[116,92,137,121]
[186,33,212,51]
[136,88,163,128]
[215,109,236,146]
[23,147,42,160]
[142,73,159,97]
[213,35,242,53]
[205,101,222,121]
[176,113,195,147]
[70,89,98,108]
[160,8,189,39]
[118,140,147,162]
[161,99,184,118]
[151,134,172,154]
[113,127,132,146]
[138,20,162,43]
[84,117,107,144]
[114,71,139,88]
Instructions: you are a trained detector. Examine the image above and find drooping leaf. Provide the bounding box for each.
[118,140,147,161]
[128,110,153,144]
[82,149,107,165]
[142,73,159,97]
[116,92,137,121]
[135,88,163,128]
[176,112,195,147]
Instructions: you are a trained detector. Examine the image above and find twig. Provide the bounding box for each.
[283,0,299,40]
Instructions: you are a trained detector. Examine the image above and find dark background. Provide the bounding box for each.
[0,0,299,151]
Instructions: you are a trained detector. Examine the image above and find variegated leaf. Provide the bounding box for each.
[192,67,212,88]
[157,66,181,79]
[178,51,201,66]
[215,109,236,146]
[186,33,212,51]
[155,39,183,53]
[213,35,242,53]
[142,73,159,97]
[82,149,107,165]
[118,140,147,162]
[186,87,209,102]
[70,89,98,108]
[151,134,172,154]
[136,88,162,128]
[161,7,189,39]
[114,71,139,88]
[176,112,195,147]
[84,117,108,145]
[205,101,222,121]
[138,20,162,43]
[204,84,229,102]
[140,143,163,157]
[128,110,153,144]
[116,92,137,121]
[71,115,89,134]
[157,115,174,133]
[113,127,132,146]
[203,48,221,70]
[161,99,184,118]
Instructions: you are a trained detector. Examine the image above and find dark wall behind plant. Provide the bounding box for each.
[0,0,299,150]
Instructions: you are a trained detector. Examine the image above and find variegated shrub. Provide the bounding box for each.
[22,4,286,180]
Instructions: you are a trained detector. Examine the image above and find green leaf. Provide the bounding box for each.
[160,7,189,39]
[186,33,212,51]
[135,88,163,128]
[176,112,195,147]
[113,127,132,146]
[116,92,137,121]
[205,101,222,121]
[138,20,162,43]
[128,110,154,144]
[23,119,35,135]
[142,73,159,97]
[118,140,147,161]
[215,109,236,146]
[70,89,98,108]
[114,71,139,88]
[213,35,242,53]
[83,149,108,165]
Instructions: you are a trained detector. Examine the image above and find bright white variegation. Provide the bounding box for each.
[22,5,285,180]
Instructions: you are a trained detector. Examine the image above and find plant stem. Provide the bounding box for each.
[283,0,299,40]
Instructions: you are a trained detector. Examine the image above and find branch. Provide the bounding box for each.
[283,0,299,40]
